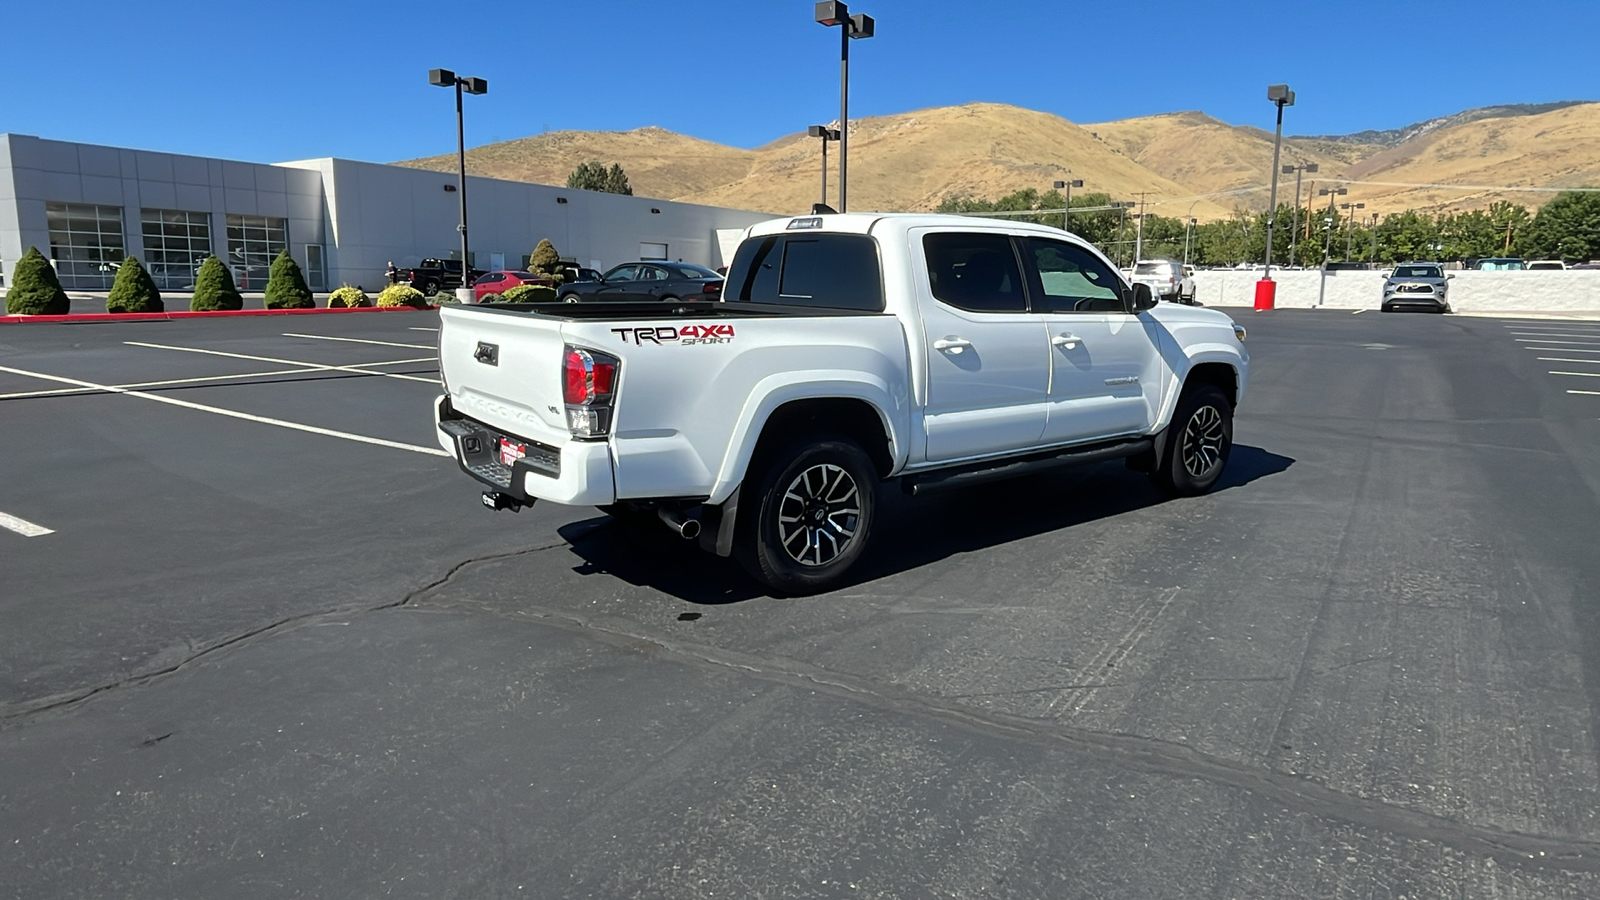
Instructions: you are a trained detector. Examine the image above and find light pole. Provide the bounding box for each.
[1053,177,1083,232]
[815,2,874,213]
[1318,186,1348,265]
[807,125,840,212]
[1131,192,1151,265]
[1283,162,1318,267]
[1370,212,1382,264]
[1183,218,1197,266]
[1341,202,1365,260]
[1258,84,1294,312]
[1115,201,1136,267]
[429,68,487,300]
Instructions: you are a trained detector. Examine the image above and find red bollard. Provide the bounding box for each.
[1254,278,1276,311]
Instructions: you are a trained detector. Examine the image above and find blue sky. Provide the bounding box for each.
[3,0,1593,164]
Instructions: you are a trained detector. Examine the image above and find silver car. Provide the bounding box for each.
[1381,262,1452,313]
[1131,259,1197,305]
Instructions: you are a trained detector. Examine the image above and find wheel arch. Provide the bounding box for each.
[710,383,903,505]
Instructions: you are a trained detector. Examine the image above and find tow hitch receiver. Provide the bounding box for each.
[482,491,529,512]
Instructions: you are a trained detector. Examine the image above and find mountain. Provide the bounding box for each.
[1307,101,1594,148]
[394,100,1600,221]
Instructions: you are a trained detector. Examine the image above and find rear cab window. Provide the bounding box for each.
[921,232,1027,313]
[724,233,883,311]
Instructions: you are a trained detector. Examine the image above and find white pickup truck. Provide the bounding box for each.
[434,213,1249,593]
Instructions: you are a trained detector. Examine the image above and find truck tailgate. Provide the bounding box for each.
[438,305,571,447]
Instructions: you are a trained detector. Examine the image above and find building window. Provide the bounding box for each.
[47,203,125,289]
[640,242,668,261]
[304,244,325,291]
[141,209,212,291]
[225,214,288,291]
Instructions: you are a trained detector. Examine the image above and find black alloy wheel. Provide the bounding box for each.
[738,437,877,594]
[1151,384,1233,497]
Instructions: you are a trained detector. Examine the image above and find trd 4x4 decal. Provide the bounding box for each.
[610,324,735,346]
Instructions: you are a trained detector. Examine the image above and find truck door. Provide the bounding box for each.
[914,230,1050,462]
[1019,237,1164,444]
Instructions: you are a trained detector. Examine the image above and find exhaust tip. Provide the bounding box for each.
[657,507,701,539]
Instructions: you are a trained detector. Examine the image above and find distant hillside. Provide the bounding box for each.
[1307,101,1594,147]
[394,100,1600,222]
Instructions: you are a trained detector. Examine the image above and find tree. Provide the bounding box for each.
[1523,190,1600,261]
[105,256,163,313]
[4,246,70,315]
[567,161,634,195]
[528,238,564,285]
[190,256,244,311]
[263,249,314,309]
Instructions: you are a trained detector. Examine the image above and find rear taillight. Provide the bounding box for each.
[702,282,722,296]
[562,346,620,439]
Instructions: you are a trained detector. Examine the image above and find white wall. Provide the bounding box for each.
[1191,269,1600,312]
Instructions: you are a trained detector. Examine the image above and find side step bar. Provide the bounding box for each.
[901,437,1154,496]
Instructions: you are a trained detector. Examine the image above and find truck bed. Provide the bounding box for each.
[463,300,884,320]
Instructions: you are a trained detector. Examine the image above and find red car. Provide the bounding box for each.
[472,270,553,302]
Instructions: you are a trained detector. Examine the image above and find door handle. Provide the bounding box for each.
[1052,332,1082,349]
[932,337,973,354]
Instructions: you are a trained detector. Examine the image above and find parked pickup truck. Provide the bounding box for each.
[401,258,486,297]
[433,213,1249,593]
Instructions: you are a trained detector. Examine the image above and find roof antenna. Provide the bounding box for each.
[812,203,838,215]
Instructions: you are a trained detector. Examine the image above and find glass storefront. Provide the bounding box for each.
[225,214,288,291]
[47,203,125,289]
[141,209,212,290]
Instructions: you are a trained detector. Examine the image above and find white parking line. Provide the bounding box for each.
[125,342,439,384]
[0,511,53,537]
[1569,390,1600,396]
[0,357,437,401]
[282,333,435,350]
[1525,347,1600,353]
[1510,331,1600,338]
[1351,309,1366,315]
[1536,358,1600,365]
[409,327,439,332]
[0,363,450,457]
[1549,371,1600,378]
[1515,338,1600,345]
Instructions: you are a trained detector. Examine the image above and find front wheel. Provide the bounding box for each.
[737,437,876,595]
[1151,384,1232,497]
[422,281,439,298]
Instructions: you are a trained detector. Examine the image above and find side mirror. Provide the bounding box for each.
[1130,282,1157,311]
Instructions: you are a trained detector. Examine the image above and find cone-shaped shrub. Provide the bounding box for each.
[499,284,556,303]
[328,285,369,308]
[263,249,313,309]
[529,239,565,285]
[190,257,243,311]
[4,246,70,315]
[376,284,427,308]
[105,256,164,313]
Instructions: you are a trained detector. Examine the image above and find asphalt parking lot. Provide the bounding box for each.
[4,308,1600,897]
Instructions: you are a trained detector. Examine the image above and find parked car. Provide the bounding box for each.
[1527,260,1566,270]
[1474,257,1525,271]
[1381,262,1452,313]
[556,261,724,303]
[400,258,486,297]
[473,270,553,302]
[432,213,1249,593]
[1130,259,1196,304]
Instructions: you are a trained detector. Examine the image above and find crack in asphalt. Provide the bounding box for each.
[420,592,1600,876]
[0,540,568,727]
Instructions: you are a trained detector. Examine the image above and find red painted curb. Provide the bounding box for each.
[0,305,436,325]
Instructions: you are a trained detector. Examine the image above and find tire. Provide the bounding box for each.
[423,281,439,298]
[560,293,581,304]
[658,295,677,304]
[736,437,876,594]
[1150,384,1232,497]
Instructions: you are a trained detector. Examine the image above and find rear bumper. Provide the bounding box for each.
[435,395,615,506]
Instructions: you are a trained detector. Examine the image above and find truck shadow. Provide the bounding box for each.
[556,444,1294,605]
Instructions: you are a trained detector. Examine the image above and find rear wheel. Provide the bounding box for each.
[737,437,876,595]
[423,281,439,298]
[1151,384,1232,497]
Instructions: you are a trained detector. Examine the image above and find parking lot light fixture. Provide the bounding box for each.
[815,2,874,212]
[1318,186,1348,265]
[1261,84,1294,283]
[430,68,488,299]
[1053,177,1084,232]
[1283,162,1318,266]
[1341,202,1366,259]
[808,125,841,211]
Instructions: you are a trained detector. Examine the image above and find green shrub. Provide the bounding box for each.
[328,285,369,308]
[105,256,163,313]
[190,257,243,311]
[263,249,314,309]
[4,246,70,315]
[529,239,565,285]
[498,284,557,303]
[376,284,427,308]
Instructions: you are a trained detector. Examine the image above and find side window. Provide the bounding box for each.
[1023,238,1126,313]
[641,266,667,281]
[724,234,883,310]
[922,232,1026,313]
[605,265,637,282]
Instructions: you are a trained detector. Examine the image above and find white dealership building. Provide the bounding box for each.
[0,133,770,293]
